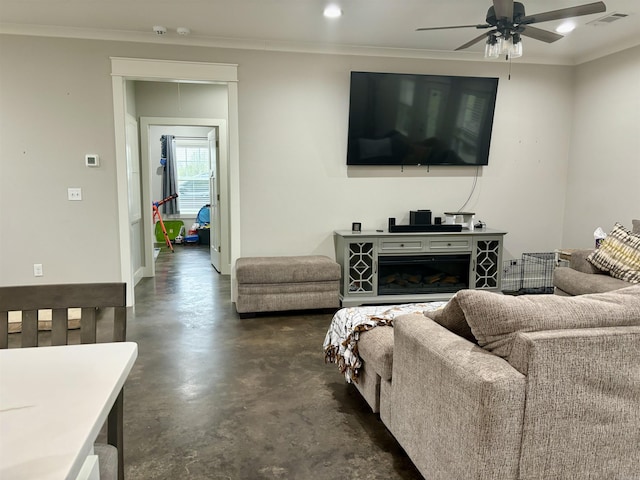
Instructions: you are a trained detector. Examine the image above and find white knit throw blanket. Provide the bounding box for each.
[323,302,447,383]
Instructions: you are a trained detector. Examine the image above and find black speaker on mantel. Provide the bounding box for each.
[388,218,396,230]
[410,210,432,225]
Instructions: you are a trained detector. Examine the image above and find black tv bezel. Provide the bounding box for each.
[346,71,499,167]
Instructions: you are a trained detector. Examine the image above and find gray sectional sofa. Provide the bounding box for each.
[352,287,640,480]
[553,248,631,295]
[553,219,640,295]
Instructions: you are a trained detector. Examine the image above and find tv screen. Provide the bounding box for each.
[346,72,499,166]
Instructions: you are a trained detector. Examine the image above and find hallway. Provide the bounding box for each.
[123,245,423,479]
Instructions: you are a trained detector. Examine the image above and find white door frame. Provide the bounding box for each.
[111,57,240,306]
[139,117,229,277]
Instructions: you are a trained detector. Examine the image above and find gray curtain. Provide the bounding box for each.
[161,135,179,214]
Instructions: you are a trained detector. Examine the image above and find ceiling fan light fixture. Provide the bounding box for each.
[484,35,501,59]
[508,38,523,58]
[485,32,523,60]
[419,0,605,60]
[505,33,523,59]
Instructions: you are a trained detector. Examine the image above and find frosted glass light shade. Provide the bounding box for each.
[510,40,523,58]
[484,36,501,59]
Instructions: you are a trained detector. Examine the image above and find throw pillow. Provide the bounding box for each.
[454,286,640,361]
[423,293,476,342]
[587,223,640,283]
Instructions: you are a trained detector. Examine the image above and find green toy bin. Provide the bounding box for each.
[155,220,184,242]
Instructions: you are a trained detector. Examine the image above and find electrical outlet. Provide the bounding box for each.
[68,187,82,201]
[33,264,43,277]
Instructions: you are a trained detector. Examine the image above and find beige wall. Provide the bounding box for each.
[562,45,640,248]
[134,81,228,119]
[235,52,573,260]
[0,33,635,286]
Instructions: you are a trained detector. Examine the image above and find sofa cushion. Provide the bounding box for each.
[422,295,476,342]
[587,223,640,284]
[455,286,640,362]
[552,266,630,296]
[358,325,394,381]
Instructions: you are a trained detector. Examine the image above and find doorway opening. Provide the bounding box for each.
[140,118,228,276]
[111,58,240,306]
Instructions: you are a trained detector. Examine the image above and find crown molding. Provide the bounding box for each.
[0,22,609,66]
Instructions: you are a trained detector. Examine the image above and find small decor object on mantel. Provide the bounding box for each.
[444,212,476,231]
[351,222,361,233]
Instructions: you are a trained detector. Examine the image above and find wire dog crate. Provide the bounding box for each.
[502,252,556,295]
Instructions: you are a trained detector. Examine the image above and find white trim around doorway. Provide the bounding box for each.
[140,117,229,278]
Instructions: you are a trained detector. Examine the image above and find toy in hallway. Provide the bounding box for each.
[152,193,179,253]
[184,224,200,245]
[174,226,185,245]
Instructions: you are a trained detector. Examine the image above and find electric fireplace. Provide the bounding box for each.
[378,254,470,295]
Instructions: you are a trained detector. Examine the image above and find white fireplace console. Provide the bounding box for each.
[334,228,507,307]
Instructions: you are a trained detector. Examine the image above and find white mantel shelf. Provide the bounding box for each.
[334,227,508,237]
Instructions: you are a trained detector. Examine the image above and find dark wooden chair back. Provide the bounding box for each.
[0,283,128,480]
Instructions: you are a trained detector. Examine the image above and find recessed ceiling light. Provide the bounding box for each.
[323,4,343,18]
[555,21,576,34]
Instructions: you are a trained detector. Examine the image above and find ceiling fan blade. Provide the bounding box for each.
[519,1,606,25]
[455,32,491,51]
[493,0,514,20]
[416,24,490,31]
[520,25,564,43]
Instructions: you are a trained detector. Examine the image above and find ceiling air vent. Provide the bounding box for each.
[587,12,629,25]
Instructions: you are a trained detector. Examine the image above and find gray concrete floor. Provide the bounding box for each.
[123,245,425,479]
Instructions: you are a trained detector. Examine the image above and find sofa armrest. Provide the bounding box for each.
[569,248,603,274]
[387,314,526,480]
[509,326,640,479]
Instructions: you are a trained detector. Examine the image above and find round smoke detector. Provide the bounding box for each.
[153,25,167,35]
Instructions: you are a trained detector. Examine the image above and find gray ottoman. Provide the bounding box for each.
[235,255,341,317]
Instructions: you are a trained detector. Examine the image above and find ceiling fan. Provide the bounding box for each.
[416,0,607,58]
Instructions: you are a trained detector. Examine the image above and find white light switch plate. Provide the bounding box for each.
[33,263,43,277]
[68,187,82,201]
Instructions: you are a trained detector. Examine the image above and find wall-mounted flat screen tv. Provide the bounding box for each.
[346,71,499,166]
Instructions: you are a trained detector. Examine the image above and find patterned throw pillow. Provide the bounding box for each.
[587,223,640,283]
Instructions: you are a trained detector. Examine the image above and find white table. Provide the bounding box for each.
[0,342,138,480]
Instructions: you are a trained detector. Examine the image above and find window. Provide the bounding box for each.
[175,139,210,215]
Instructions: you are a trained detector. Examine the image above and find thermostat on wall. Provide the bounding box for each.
[85,154,100,167]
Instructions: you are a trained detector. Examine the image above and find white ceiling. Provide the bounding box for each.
[1,0,639,65]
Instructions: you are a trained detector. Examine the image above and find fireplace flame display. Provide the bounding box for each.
[378,254,470,295]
